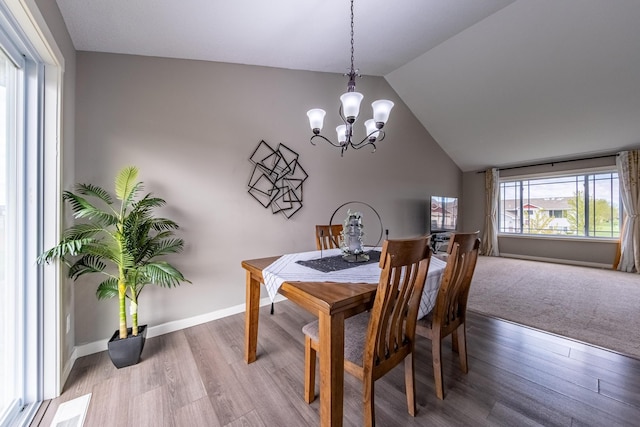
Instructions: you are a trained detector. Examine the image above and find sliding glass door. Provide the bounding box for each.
[0,39,21,426]
[0,1,53,420]
[0,1,63,424]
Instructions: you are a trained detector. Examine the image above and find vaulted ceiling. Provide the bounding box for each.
[56,0,640,172]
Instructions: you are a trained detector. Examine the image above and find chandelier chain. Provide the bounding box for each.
[350,0,355,74]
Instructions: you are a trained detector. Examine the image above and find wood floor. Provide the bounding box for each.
[33,300,640,426]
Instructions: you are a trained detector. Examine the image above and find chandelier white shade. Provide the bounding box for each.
[306,0,394,156]
[372,100,394,123]
[339,92,364,121]
[306,109,326,131]
[364,119,379,140]
[336,125,347,143]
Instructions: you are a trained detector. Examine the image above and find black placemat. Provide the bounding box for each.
[296,250,381,273]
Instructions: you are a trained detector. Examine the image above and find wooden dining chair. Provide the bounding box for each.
[445,231,478,255]
[302,236,432,426]
[315,224,344,250]
[416,231,480,400]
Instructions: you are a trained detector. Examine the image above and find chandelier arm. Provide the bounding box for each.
[351,130,386,148]
[310,134,344,149]
[351,140,377,153]
[338,104,349,124]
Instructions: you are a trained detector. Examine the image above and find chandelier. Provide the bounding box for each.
[306,0,394,156]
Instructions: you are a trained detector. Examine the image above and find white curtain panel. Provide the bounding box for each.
[616,150,640,273]
[481,167,500,256]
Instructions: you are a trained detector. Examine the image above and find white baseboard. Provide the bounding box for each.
[66,295,286,371]
[61,347,77,390]
[499,253,612,269]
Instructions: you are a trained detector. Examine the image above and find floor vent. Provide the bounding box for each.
[49,394,91,427]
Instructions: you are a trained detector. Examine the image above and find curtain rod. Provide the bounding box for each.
[476,153,618,174]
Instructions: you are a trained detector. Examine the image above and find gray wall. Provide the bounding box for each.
[35,0,76,367]
[462,156,619,266]
[74,52,462,345]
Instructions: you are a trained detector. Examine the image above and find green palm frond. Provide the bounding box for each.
[150,218,179,231]
[77,241,121,265]
[63,191,118,225]
[121,182,144,213]
[142,261,190,288]
[123,215,154,261]
[133,194,166,211]
[125,207,153,227]
[61,223,107,241]
[127,197,164,233]
[120,250,137,271]
[115,166,140,203]
[37,237,97,264]
[96,278,119,300]
[68,255,108,279]
[75,183,113,205]
[147,238,184,258]
[146,230,174,241]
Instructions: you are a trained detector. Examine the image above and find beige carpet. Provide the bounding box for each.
[468,256,640,359]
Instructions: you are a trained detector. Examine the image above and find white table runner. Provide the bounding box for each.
[263,248,446,319]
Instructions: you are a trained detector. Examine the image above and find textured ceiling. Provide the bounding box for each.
[56,0,640,171]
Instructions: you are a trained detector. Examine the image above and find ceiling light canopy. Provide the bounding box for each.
[306,0,394,157]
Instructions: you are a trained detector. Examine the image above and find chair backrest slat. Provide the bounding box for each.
[433,233,480,329]
[315,224,344,250]
[365,236,431,369]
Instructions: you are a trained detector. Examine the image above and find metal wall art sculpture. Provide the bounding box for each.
[247,140,308,219]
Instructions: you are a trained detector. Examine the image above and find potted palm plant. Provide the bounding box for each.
[38,166,190,368]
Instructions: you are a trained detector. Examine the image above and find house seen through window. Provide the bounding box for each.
[499,171,620,238]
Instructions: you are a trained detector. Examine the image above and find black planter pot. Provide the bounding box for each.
[107,325,147,368]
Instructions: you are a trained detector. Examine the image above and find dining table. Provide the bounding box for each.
[241,248,446,427]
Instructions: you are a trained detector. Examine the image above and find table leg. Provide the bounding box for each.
[244,271,260,363]
[319,311,344,427]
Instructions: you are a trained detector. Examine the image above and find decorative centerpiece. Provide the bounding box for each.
[341,210,369,262]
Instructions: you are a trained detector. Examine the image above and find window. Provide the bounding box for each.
[499,171,620,238]
[0,37,19,426]
[549,209,563,218]
[0,2,62,425]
